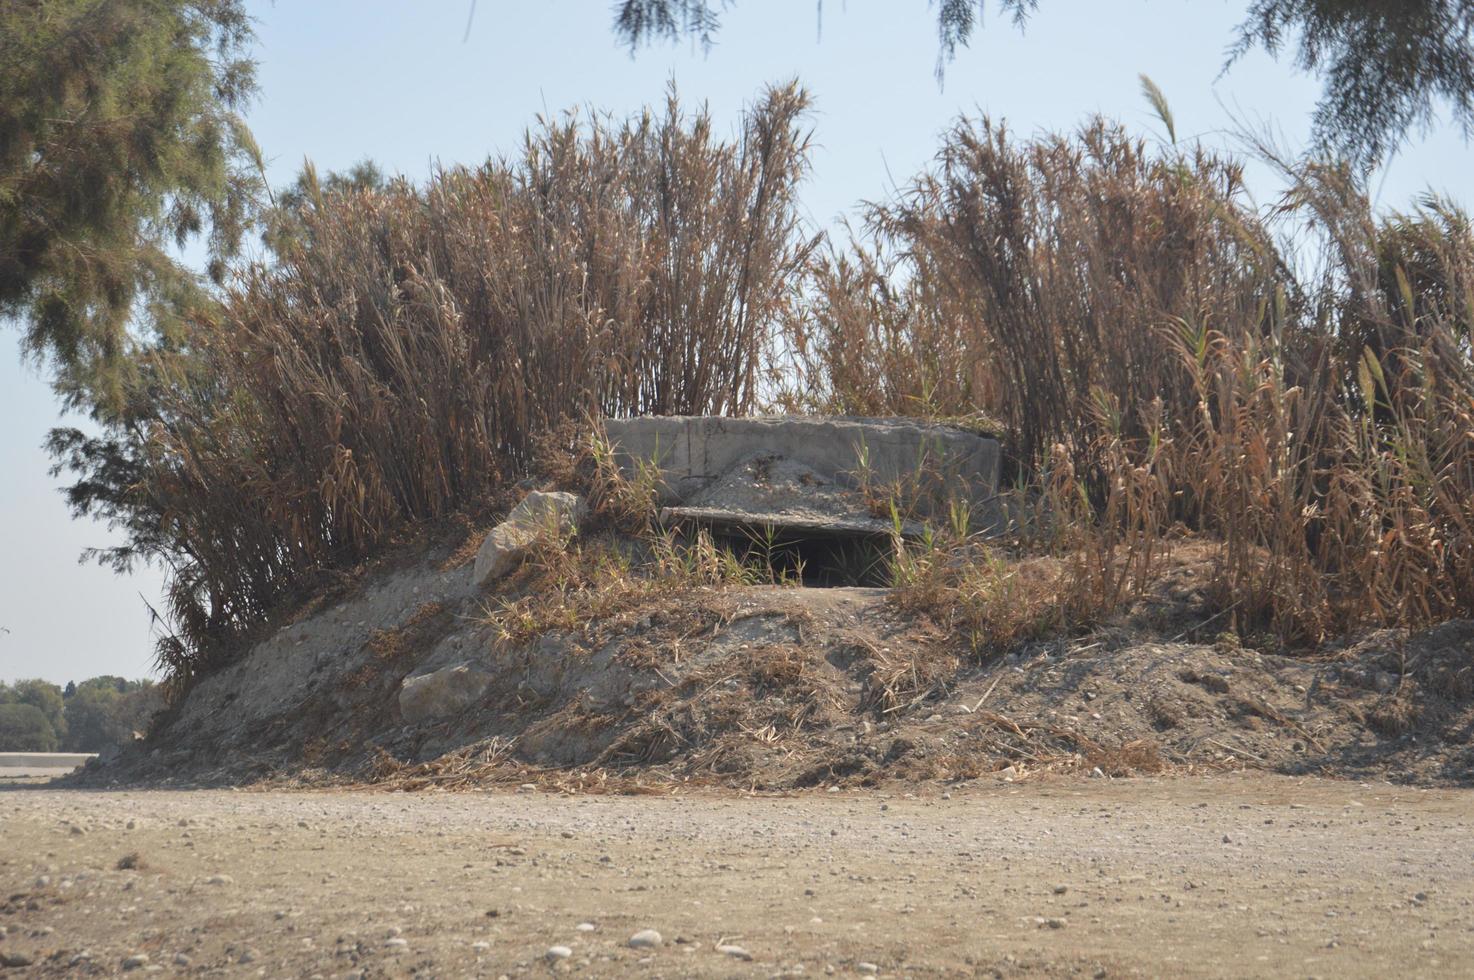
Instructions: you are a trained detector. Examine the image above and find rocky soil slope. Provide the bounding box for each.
[77,521,1474,790]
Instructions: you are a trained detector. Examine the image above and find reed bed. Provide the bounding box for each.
[58,89,1474,683]
[785,116,1474,648]
[118,84,815,681]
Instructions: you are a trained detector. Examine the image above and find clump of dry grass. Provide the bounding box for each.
[887,414,1171,656]
[483,526,763,649]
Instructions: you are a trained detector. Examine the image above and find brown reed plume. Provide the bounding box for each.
[105,83,815,682]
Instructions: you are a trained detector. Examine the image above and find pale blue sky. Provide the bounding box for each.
[3,0,1471,684]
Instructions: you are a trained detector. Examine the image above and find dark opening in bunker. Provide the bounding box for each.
[675,518,897,588]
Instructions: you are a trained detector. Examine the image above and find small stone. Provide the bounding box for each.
[628,929,663,949]
[575,922,597,932]
[716,944,752,960]
[384,938,408,951]
[238,949,257,964]
[856,964,879,975]
[1053,885,1069,895]
[1044,918,1067,929]
[1,952,35,969]
[173,953,192,967]
[471,942,491,953]
[204,873,233,885]
[546,946,573,961]
[121,954,149,971]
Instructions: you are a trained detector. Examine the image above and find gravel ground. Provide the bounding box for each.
[1,774,1471,978]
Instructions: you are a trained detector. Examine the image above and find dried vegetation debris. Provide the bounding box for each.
[76,525,1474,791]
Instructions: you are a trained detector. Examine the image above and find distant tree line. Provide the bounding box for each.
[0,677,161,753]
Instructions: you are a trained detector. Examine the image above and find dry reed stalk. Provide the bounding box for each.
[125,83,815,680]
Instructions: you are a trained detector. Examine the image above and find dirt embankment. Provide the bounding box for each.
[73,524,1474,792]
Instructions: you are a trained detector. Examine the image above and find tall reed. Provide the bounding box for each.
[783,117,1285,466]
[785,116,1474,646]
[116,84,816,680]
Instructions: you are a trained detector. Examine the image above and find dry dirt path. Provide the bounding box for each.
[0,774,1470,978]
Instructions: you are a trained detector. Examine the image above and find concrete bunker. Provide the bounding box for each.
[603,416,1003,588]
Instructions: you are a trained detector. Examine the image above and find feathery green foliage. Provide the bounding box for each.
[0,0,260,407]
[1235,0,1474,166]
[611,0,1474,165]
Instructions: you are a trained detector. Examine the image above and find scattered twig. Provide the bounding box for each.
[1204,737,1267,763]
[969,673,1004,713]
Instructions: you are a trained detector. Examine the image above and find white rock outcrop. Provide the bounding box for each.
[398,662,494,724]
[473,491,588,586]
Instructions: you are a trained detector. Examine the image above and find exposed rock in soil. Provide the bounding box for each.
[473,490,587,585]
[399,662,495,724]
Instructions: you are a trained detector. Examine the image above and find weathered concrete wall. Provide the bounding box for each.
[603,416,1002,521]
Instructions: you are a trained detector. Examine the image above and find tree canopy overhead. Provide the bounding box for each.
[0,0,261,407]
[612,0,1474,166]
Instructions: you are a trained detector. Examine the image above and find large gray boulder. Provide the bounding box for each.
[398,662,494,724]
[473,491,588,587]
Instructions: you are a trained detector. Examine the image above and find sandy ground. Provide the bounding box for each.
[1,776,1471,978]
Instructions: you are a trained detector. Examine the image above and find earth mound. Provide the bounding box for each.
[79,525,1474,790]
[75,416,1474,790]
